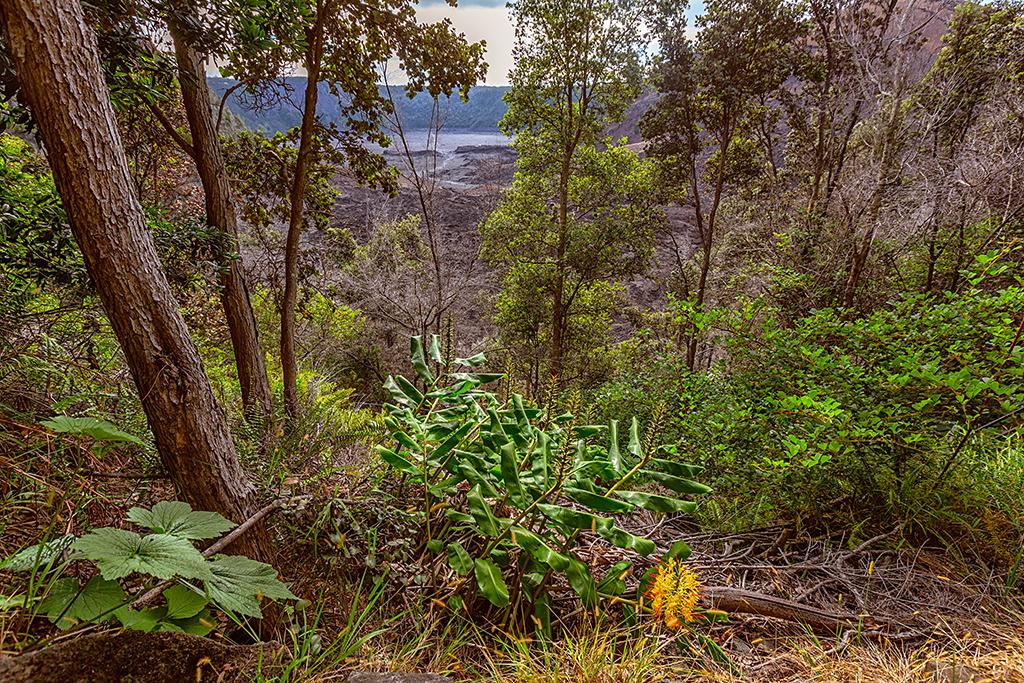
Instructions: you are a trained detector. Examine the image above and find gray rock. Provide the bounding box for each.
[347,673,452,683]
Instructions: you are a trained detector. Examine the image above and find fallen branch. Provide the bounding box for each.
[705,585,871,634]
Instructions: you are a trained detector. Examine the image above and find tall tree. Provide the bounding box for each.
[164,4,274,425]
[491,0,653,385]
[642,0,804,369]
[81,0,275,424]
[0,0,270,561]
[229,0,485,419]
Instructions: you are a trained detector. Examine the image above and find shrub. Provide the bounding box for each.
[376,336,709,636]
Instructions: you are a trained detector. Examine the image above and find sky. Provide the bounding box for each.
[416,1,516,86]
[415,0,704,86]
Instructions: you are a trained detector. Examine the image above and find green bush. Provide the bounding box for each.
[377,336,709,635]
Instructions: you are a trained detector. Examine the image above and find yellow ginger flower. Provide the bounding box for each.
[645,558,701,630]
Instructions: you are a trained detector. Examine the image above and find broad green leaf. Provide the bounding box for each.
[597,560,632,596]
[499,443,527,507]
[667,539,693,561]
[467,486,501,536]
[73,529,212,581]
[533,592,551,639]
[564,487,634,514]
[170,608,216,636]
[565,559,597,608]
[0,593,37,610]
[536,503,612,532]
[613,491,697,514]
[164,585,208,620]
[116,606,165,632]
[126,501,235,541]
[427,334,443,363]
[597,525,656,555]
[205,554,297,619]
[432,423,474,465]
[627,417,642,462]
[377,446,420,475]
[383,376,416,406]
[473,558,509,608]
[445,509,475,524]
[0,534,75,571]
[393,376,424,405]
[456,352,487,367]
[573,425,604,439]
[649,458,705,479]
[40,577,126,629]
[446,542,474,576]
[641,470,712,495]
[39,416,145,448]
[608,420,622,475]
[410,336,434,383]
[510,526,570,571]
[457,463,500,498]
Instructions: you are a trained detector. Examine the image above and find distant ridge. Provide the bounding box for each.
[208,77,510,134]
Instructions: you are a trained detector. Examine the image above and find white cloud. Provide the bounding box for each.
[416,5,515,85]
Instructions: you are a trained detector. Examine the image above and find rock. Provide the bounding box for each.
[0,630,281,683]
[923,660,982,683]
[347,673,452,683]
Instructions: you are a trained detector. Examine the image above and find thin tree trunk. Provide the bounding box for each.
[167,14,273,426]
[282,7,326,420]
[0,0,271,562]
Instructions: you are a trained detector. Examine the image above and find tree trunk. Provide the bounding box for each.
[0,0,271,562]
[549,152,570,385]
[167,14,273,427]
[282,8,326,420]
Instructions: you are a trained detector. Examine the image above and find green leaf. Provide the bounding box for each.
[116,605,166,632]
[510,526,570,571]
[667,540,693,561]
[427,334,443,364]
[394,376,424,405]
[499,443,528,507]
[0,593,37,610]
[205,554,297,619]
[564,487,634,514]
[614,491,697,514]
[473,558,509,608]
[73,529,212,581]
[627,417,642,462]
[40,577,126,629]
[377,445,420,475]
[532,592,551,639]
[566,559,597,608]
[641,470,712,495]
[597,525,657,555]
[39,416,145,448]
[170,608,216,636]
[650,458,705,479]
[0,535,75,571]
[456,352,487,367]
[597,560,632,596]
[164,585,208,620]
[126,501,235,541]
[446,542,474,576]
[410,336,434,383]
[608,420,622,475]
[468,486,501,536]
[536,503,612,532]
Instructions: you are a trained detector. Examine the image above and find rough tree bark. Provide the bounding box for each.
[166,10,274,426]
[0,0,271,562]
